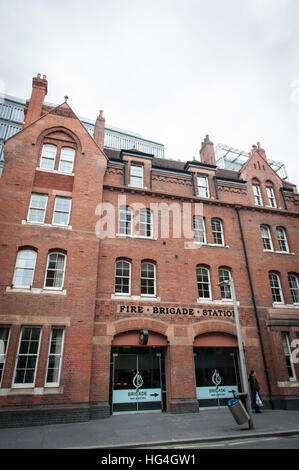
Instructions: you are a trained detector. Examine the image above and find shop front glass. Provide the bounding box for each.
[111,346,167,413]
[194,347,240,407]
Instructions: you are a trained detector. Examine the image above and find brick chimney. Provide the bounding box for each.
[253,142,267,161]
[199,135,216,166]
[94,110,105,149]
[23,74,48,128]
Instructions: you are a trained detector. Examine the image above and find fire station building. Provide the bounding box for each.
[0,74,298,427]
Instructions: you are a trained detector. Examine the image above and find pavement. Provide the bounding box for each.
[1,407,299,449]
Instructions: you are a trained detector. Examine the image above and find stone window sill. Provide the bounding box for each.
[0,387,63,396]
[111,294,160,301]
[6,287,67,295]
[22,220,72,230]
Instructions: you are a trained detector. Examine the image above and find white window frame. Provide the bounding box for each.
[219,268,232,300]
[27,193,48,224]
[12,326,42,388]
[253,184,263,206]
[45,327,65,387]
[44,252,67,290]
[13,249,37,288]
[118,206,133,236]
[211,218,224,245]
[130,163,143,188]
[141,262,156,297]
[282,332,296,381]
[193,216,206,244]
[261,225,273,251]
[269,272,284,304]
[139,208,153,238]
[197,176,209,198]
[266,186,277,208]
[196,266,212,300]
[288,274,299,304]
[276,227,289,253]
[58,147,75,174]
[52,197,72,226]
[0,326,11,387]
[114,260,131,295]
[40,144,57,170]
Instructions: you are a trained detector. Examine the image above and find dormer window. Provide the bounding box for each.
[130,163,143,188]
[197,175,209,198]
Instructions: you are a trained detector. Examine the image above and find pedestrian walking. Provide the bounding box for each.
[248,370,262,413]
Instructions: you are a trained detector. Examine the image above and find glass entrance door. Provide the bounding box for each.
[194,347,241,407]
[111,347,166,413]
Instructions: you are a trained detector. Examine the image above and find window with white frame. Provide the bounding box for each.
[13,249,37,288]
[260,225,273,250]
[282,332,296,380]
[196,266,211,299]
[27,193,48,223]
[114,260,131,295]
[13,327,41,387]
[118,206,133,236]
[252,183,263,206]
[45,327,65,386]
[193,216,206,244]
[140,208,153,237]
[197,176,209,198]
[40,144,57,170]
[141,262,156,296]
[130,163,143,188]
[219,268,232,300]
[52,197,71,226]
[211,218,224,245]
[269,272,284,303]
[266,186,276,208]
[276,227,289,252]
[58,147,75,174]
[0,326,10,386]
[288,274,299,304]
[44,252,66,289]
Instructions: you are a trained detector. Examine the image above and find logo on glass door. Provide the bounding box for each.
[212,369,222,387]
[133,370,144,390]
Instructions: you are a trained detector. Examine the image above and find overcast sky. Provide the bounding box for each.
[1,0,299,186]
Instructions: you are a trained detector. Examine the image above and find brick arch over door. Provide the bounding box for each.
[111,317,169,346]
[193,320,237,347]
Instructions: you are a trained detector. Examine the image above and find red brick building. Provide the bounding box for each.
[0,74,298,426]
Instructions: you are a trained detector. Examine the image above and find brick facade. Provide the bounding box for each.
[0,75,298,427]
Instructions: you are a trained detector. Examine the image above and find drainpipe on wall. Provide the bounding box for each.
[235,206,274,409]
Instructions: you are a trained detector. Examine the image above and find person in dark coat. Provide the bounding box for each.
[248,370,262,413]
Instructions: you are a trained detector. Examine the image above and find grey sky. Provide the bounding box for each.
[1,0,298,186]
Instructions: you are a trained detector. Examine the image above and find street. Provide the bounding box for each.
[142,434,299,449]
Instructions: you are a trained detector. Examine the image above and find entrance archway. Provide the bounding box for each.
[193,331,240,407]
[110,328,168,414]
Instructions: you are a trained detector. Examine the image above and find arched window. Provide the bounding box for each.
[141,262,156,296]
[118,206,133,236]
[44,252,67,289]
[218,268,232,300]
[40,144,57,170]
[266,182,276,208]
[58,147,75,173]
[276,227,289,252]
[260,225,273,250]
[196,266,211,299]
[288,274,299,304]
[193,216,206,244]
[13,248,37,288]
[252,179,263,206]
[115,259,131,295]
[211,218,224,245]
[269,272,284,304]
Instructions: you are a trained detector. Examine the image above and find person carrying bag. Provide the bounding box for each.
[248,370,262,413]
